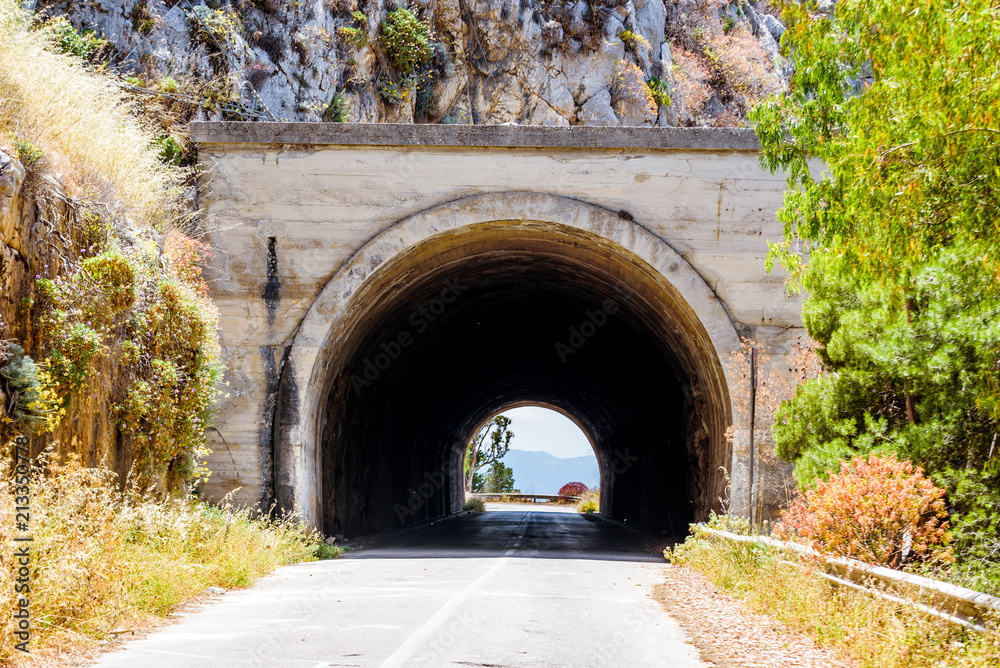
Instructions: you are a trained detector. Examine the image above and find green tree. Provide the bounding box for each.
[483,461,517,494]
[752,0,1000,591]
[753,0,1000,295]
[465,414,514,492]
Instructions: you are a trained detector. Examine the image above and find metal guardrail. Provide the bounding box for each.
[472,493,581,503]
[695,526,1000,632]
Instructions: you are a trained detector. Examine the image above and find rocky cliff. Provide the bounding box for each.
[35,0,785,129]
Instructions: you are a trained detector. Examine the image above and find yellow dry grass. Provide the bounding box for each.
[0,452,332,666]
[0,0,181,227]
[576,490,598,514]
[668,519,1000,668]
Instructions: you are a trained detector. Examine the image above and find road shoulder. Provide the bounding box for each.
[654,564,855,668]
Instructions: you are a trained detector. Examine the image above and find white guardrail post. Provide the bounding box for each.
[694,526,1000,632]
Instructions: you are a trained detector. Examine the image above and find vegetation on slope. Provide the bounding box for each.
[0,0,221,488]
[0,1,180,222]
[34,0,788,127]
[668,516,1000,668]
[674,2,1000,663]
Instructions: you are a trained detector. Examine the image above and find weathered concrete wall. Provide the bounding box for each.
[191,123,803,529]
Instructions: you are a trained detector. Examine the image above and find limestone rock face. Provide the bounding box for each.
[761,13,785,43]
[578,89,619,126]
[35,0,784,126]
[632,0,666,62]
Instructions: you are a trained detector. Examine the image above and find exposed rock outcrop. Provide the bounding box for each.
[36,0,785,127]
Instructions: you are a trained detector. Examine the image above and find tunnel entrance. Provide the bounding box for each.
[291,206,735,539]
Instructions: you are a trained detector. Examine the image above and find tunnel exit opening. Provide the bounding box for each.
[275,194,739,538]
[460,404,601,503]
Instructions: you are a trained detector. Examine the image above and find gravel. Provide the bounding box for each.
[654,564,856,668]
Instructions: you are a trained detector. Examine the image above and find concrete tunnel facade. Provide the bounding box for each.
[191,124,805,537]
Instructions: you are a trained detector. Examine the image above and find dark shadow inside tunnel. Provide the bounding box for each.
[312,221,730,538]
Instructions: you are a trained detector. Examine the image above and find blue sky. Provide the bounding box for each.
[503,406,594,459]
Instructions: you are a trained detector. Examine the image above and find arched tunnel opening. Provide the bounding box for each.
[315,220,731,538]
[463,404,600,497]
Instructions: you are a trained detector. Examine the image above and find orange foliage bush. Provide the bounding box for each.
[164,229,212,298]
[559,481,589,497]
[776,454,953,569]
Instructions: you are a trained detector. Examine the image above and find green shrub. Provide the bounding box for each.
[376,77,409,105]
[82,249,137,310]
[378,8,432,77]
[114,274,223,482]
[0,344,56,430]
[338,25,366,48]
[645,75,672,107]
[618,29,650,54]
[12,136,42,165]
[338,12,368,50]
[159,76,179,93]
[45,321,103,397]
[187,5,243,50]
[132,1,156,35]
[323,92,348,122]
[44,16,108,61]
[28,237,223,486]
[153,134,186,166]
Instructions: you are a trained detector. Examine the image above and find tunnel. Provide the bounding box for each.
[286,208,735,539]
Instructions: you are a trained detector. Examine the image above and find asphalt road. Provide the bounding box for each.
[92,506,705,667]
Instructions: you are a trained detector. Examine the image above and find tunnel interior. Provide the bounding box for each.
[316,221,730,538]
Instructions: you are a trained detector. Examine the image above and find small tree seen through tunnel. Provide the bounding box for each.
[465,414,513,492]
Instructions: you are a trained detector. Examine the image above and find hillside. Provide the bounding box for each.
[503,448,599,494]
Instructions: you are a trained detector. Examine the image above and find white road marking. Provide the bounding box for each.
[379,547,517,668]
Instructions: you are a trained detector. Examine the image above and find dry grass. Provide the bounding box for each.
[667,520,1000,668]
[670,46,713,123]
[463,497,486,512]
[0,0,182,227]
[576,490,599,513]
[706,25,783,115]
[656,565,851,668]
[0,451,333,666]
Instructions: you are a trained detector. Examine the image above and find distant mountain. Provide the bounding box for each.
[500,449,599,495]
